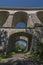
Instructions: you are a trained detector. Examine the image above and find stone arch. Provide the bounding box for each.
[0,11,9,26]
[36,11,43,23]
[12,11,28,27]
[8,32,32,52]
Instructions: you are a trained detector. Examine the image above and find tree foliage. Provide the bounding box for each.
[15,42,26,52]
[31,39,43,61]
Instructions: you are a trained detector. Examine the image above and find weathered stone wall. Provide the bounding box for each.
[0,8,43,54]
[0,27,43,53]
[30,27,43,51]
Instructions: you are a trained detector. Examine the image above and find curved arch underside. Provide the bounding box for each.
[37,11,43,23]
[12,11,28,27]
[0,11,9,26]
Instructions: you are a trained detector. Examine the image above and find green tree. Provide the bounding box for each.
[15,42,20,52]
[15,42,26,52]
[19,44,26,51]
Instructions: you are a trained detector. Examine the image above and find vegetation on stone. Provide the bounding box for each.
[0,52,16,60]
[31,41,43,61]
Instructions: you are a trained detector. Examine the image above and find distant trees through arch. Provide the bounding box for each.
[15,40,27,52]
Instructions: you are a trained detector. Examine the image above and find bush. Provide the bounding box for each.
[31,42,43,61]
[0,52,16,60]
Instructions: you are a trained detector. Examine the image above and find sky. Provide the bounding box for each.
[17,40,27,46]
[0,0,43,7]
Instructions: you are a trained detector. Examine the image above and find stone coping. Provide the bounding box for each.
[0,7,43,10]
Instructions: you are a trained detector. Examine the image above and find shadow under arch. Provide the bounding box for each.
[8,32,32,53]
[36,11,43,23]
[0,11,9,26]
[12,11,28,27]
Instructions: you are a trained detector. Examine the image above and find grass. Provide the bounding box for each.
[0,53,4,61]
[0,52,16,60]
[6,52,16,58]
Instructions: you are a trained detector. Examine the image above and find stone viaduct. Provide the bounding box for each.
[0,7,43,53]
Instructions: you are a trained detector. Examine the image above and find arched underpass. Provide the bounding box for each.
[8,32,32,53]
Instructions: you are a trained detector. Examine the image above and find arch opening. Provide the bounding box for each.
[12,11,28,27]
[15,40,27,53]
[37,11,43,23]
[0,11,9,26]
[8,32,32,53]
